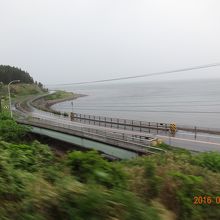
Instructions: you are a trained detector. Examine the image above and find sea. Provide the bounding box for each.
[51,79,220,129]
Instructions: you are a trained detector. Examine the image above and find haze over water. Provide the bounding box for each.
[52,79,220,129]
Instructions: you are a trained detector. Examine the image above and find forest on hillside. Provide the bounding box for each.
[0,65,34,84]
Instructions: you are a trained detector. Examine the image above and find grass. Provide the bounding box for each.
[0,83,44,98]
[44,90,73,101]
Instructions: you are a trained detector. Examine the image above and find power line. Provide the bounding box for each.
[47,62,220,86]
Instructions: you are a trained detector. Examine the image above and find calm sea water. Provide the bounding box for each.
[52,79,220,129]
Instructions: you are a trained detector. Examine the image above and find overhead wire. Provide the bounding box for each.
[46,62,220,86]
[48,62,220,115]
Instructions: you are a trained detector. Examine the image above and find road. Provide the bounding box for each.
[14,100,220,153]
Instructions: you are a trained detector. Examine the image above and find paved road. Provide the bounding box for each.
[14,102,220,153]
[157,134,220,152]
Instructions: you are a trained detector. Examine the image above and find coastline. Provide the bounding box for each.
[46,93,86,109]
[32,91,87,115]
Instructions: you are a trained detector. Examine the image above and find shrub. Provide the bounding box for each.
[0,119,29,142]
[0,140,54,172]
[144,160,161,199]
[67,150,126,188]
[191,152,220,172]
[161,171,204,220]
[0,112,11,120]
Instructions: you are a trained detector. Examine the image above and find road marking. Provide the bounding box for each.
[157,135,220,146]
[177,131,220,139]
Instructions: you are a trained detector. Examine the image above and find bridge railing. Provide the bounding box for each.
[17,117,165,154]
[26,116,156,144]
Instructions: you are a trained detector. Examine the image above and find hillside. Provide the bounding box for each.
[0,65,34,84]
[0,112,220,219]
[0,83,45,97]
[0,65,47,99]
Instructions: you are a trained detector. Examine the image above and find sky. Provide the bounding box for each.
[0,0,220,85]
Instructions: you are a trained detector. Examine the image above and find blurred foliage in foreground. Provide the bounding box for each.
[0,113,220,220]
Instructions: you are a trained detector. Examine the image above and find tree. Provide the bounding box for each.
[0,65,34,84]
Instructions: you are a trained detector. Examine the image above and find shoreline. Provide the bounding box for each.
[47,93,86,109]
[32,91,87,115]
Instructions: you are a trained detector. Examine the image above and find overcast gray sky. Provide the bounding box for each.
[0,0,220,84]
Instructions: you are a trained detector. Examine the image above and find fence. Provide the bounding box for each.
[70,113,220,139]
[71,113,170,134]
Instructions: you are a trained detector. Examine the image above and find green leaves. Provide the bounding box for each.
[191,152,220,172]
[0,140,54,172]
[0,119,29,143]
[67,150,126,188]
[2,110,220,220]
[0,65,33,84]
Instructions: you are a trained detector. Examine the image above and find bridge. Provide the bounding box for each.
[15,99,166,159]
[14,94,220,158]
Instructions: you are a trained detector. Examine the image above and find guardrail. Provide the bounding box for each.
[70,113,220,138]
[17,117,165,155]
[71,113,170,134]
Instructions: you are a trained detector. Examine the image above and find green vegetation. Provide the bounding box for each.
[0,112,30,142]
[0,83,45,98]
[0,83,47,114]
[44,90,73,101]
[0,113,159,220]
[67,150,126,188]
[1,112,220,219]
[124,151,220,220]
[0,65,34,84]
[191,151,220,172]
[0,65,47,112]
